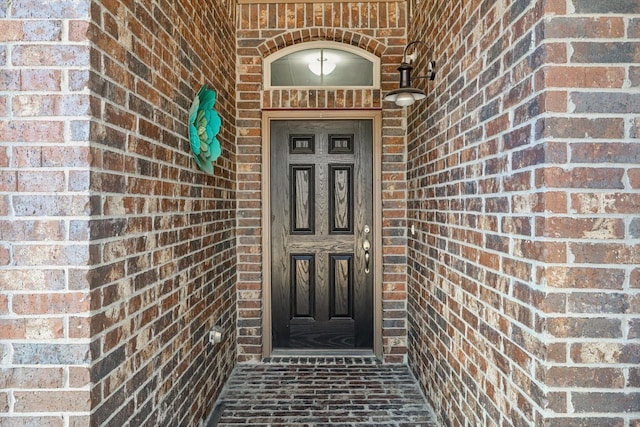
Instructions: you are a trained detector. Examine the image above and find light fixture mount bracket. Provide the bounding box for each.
[384,40,436,107]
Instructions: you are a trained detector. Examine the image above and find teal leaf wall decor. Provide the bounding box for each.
[188,85,222,175]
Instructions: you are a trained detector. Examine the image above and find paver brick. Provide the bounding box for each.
[211,358,437,427]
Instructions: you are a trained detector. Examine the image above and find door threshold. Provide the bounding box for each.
[266,349,380,365]
[270,348,375,357]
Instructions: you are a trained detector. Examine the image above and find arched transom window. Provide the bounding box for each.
[264,42,380,89]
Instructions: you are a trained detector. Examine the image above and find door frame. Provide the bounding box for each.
[261,110,383,359]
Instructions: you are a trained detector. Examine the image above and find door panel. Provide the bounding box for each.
[271,119,373,350]
[291,165,314,233]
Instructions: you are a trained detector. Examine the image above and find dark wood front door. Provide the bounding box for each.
[271,119,373,350]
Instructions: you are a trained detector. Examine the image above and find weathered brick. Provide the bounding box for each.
[14,391,91,412]
[573,0,640,14]
[537,217,625,239]
[0,170,17,191]
[0,294,7,315]
[571,392,640,413]
[542,418,624,427]
[545,17,625,38]
[0,417,65,427]
[0,69,20,90]
[544,366,625,388]
[13,343,90,365]
[12,45,90,66]
[630,318,640,339]
[0,120,65,142]
[571,192,640,214]
[0,217,65,241]
[13,244,90,266]
[571,342,624,363]
[213,362,437,425]
[547,317,622,339]
[537,117,625,139]
[12,292,89,315]
[628,16,640,36]
[0,269,66,291]
[630,367,640,387]
[570,242,639,264]
[567,292,628,314]
[12,195,91,217]
[17,171,65,192]
[21,20,63,41]
[632,68,640,88]
[571,92,640,114]
[0,367,64,388]
[540,66,626,89]
[69,366,91,387]
[570,142,640,163]
[11,0,90,18]
[571,42,640,63]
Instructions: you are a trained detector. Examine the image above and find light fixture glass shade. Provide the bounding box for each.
[384,87,427,107]
[395,92,418,107]
[308,58,336,76]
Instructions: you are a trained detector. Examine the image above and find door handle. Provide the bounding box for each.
[363,238,370,274]
[363,225,371,274]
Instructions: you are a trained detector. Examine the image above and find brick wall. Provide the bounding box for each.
[1,0,238,425]
[0,0,93,425]
[87,0,238,425]
[236,1,409,363]
[536,1,639,425]
[407,0,639,426]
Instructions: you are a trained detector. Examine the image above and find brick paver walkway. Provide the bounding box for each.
[209,356,438,426]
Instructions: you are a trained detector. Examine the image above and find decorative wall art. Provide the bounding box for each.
[188,85,222,175]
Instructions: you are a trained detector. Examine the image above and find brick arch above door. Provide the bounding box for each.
[256,28,387,58]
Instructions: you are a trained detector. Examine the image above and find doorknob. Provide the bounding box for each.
[363,225,371,274]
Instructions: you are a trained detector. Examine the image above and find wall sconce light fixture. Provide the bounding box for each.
[307,50,337,76]
[384,40,436,107]
[308,57,336,76]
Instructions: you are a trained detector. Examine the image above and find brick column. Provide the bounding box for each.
[535,2,640,424]
[406,0,639,425]
[0,1,93,424]
[1,0,239,425]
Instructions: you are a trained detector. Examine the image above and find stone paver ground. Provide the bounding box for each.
[209,356,438,426]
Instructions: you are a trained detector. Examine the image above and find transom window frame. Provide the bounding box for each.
[264,41,381,90]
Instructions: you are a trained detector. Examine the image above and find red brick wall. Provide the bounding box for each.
[87,0,238,425]
[236,1,410,363]
[1,0,237,425]
[536,1,639,425]
[407,0,639,425]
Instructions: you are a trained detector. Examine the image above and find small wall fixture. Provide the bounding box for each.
[307,50,337,76]
[384,40,436,107]
[309,57,336,76]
